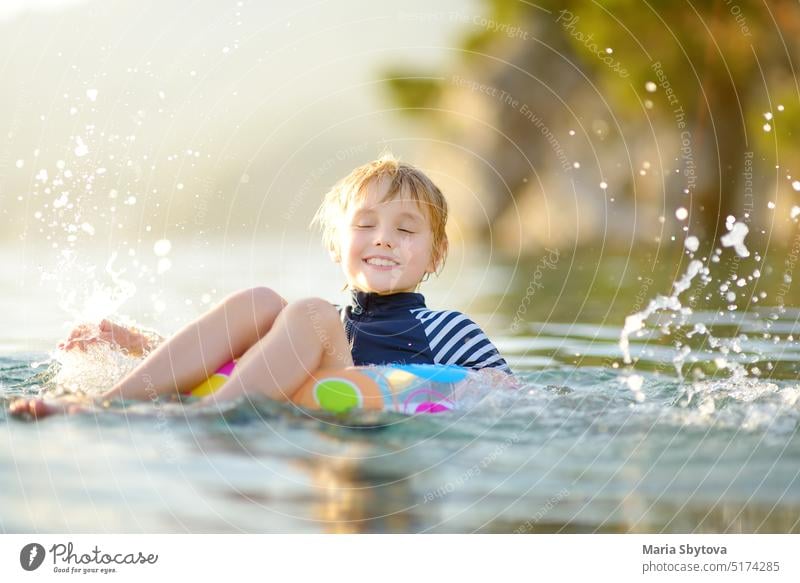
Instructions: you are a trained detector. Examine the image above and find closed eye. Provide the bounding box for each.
[354,224,375,229]
[398,228,415,234]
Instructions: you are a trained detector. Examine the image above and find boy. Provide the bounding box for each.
[11,154,510,418]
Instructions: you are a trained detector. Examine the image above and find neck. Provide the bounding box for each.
[347,288,427,311]
[350,286,418,295]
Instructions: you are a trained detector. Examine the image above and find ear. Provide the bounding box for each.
[425,256,437,275]
[329,248,341,263]
[427,238,448,274]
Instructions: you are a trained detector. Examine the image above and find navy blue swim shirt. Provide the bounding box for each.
[334,289,512,374]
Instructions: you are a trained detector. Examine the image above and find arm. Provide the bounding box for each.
[430,313,513,374]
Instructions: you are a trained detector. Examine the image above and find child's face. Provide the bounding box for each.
[336,179,437,294]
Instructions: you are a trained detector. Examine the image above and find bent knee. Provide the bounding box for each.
[285,297,337,318]
[221,286,287,321]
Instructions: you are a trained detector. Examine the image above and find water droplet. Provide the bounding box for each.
[74,136,88,157]
[763,123,772,132]
[767,201,775,209]
[53,192,69,208]
[86,89,98,102]
[684,236,699,252]
[791,180,800,191]
[600,181,608,190]
[15,159,24,168]
[573,162,580,169]
[764,111,773,120]
[675,207,688,220]
[621,374,645,402]
[645,81,657,92]
[721,221,750,257]
[153,239,172,256]
[605,47,613,54]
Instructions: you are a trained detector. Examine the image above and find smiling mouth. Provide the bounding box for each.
[364,257,400,268]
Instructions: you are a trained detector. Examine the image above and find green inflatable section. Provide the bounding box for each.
[314,379,361,413]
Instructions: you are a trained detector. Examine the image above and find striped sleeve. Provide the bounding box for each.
[413,309,512,374]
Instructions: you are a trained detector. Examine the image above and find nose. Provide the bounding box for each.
[373,225,395,248]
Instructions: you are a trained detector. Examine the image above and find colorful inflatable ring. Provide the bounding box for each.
[182,360,470,415]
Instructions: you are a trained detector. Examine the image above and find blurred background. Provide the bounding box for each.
[1,0,798,348]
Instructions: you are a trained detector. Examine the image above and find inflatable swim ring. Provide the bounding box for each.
[182,360,471,415]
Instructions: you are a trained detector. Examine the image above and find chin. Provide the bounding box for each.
[360,281,403,294]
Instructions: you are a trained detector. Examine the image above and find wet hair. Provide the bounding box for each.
[311,151,449,278]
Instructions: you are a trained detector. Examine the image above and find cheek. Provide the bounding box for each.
[344,232,367,257]
[400,239,432,268]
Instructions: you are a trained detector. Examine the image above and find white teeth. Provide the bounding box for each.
[365,257,398,267]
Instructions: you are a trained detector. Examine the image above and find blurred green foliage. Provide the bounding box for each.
[382,0,799,244]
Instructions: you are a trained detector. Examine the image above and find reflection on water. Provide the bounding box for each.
[306,454,417,533]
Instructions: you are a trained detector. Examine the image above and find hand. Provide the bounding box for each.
[58,319,152,356]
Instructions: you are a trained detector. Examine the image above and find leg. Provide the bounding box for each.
[103,287,287,401]
[206,297,353,403]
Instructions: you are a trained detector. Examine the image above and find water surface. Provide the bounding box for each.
[1,241,798,533]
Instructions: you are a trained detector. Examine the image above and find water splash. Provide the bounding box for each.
[619,209,761,378]
[44,250,137,323]
[50,342,142,396]
[619,259,705,365]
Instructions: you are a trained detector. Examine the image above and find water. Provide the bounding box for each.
[1,239,799,533]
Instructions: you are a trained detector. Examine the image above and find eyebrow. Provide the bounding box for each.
[352,209,423,222]
[351,209,374,222]
[396,211,423,222]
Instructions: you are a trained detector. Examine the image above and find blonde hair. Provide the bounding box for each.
[311,152,449,279]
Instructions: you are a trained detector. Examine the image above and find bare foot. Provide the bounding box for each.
[58,319,153,356]
[8,397,87,420]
